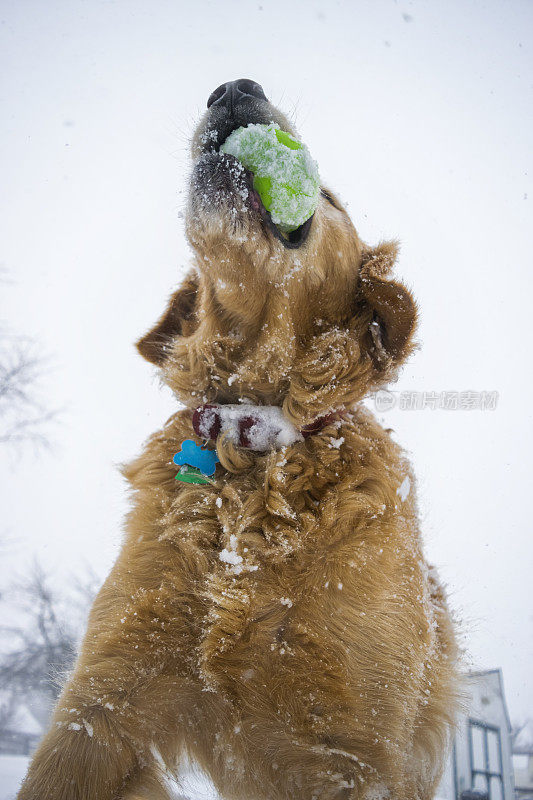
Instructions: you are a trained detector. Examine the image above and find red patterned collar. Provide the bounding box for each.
[192,403,337,452]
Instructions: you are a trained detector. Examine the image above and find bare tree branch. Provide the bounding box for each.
[0,322,60,452]
[0,692,17,739]
[0,562,98,706]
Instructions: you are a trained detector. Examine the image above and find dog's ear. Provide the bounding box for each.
[358,241,418,369]
[136,273,199,365]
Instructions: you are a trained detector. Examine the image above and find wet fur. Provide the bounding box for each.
[18,97,459,800]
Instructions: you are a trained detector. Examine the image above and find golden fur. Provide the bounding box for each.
[18,94,459,800]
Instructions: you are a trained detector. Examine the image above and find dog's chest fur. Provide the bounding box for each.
[120,405,440,719]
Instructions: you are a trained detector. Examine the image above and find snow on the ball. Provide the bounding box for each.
[220,122,319,232]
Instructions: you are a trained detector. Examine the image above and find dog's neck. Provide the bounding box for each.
[164,254,373,423]
[197,262,355,385]
[196,270,310,394]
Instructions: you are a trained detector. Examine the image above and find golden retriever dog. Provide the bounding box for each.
[18,79,459,800]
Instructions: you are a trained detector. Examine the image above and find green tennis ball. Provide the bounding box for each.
[220,123,319,233]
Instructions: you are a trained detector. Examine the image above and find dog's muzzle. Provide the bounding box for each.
[190,79,315,249]
[199,79,273,154]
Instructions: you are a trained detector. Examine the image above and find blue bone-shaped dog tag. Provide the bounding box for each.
[173,440,219,476]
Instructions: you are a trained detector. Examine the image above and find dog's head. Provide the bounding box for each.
[138,80,417,426]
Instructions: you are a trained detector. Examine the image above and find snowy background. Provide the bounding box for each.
[1,0,532,795]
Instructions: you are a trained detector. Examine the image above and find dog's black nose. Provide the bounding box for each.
[207,79,268,111]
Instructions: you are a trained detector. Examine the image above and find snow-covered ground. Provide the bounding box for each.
[0,755,28,800]
[0,753,222,800]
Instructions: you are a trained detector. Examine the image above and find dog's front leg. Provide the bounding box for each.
[16,695,136,800]
[16,660,191,800]
[16,575,197,800]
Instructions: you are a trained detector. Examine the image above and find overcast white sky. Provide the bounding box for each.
[1,0,532,722]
